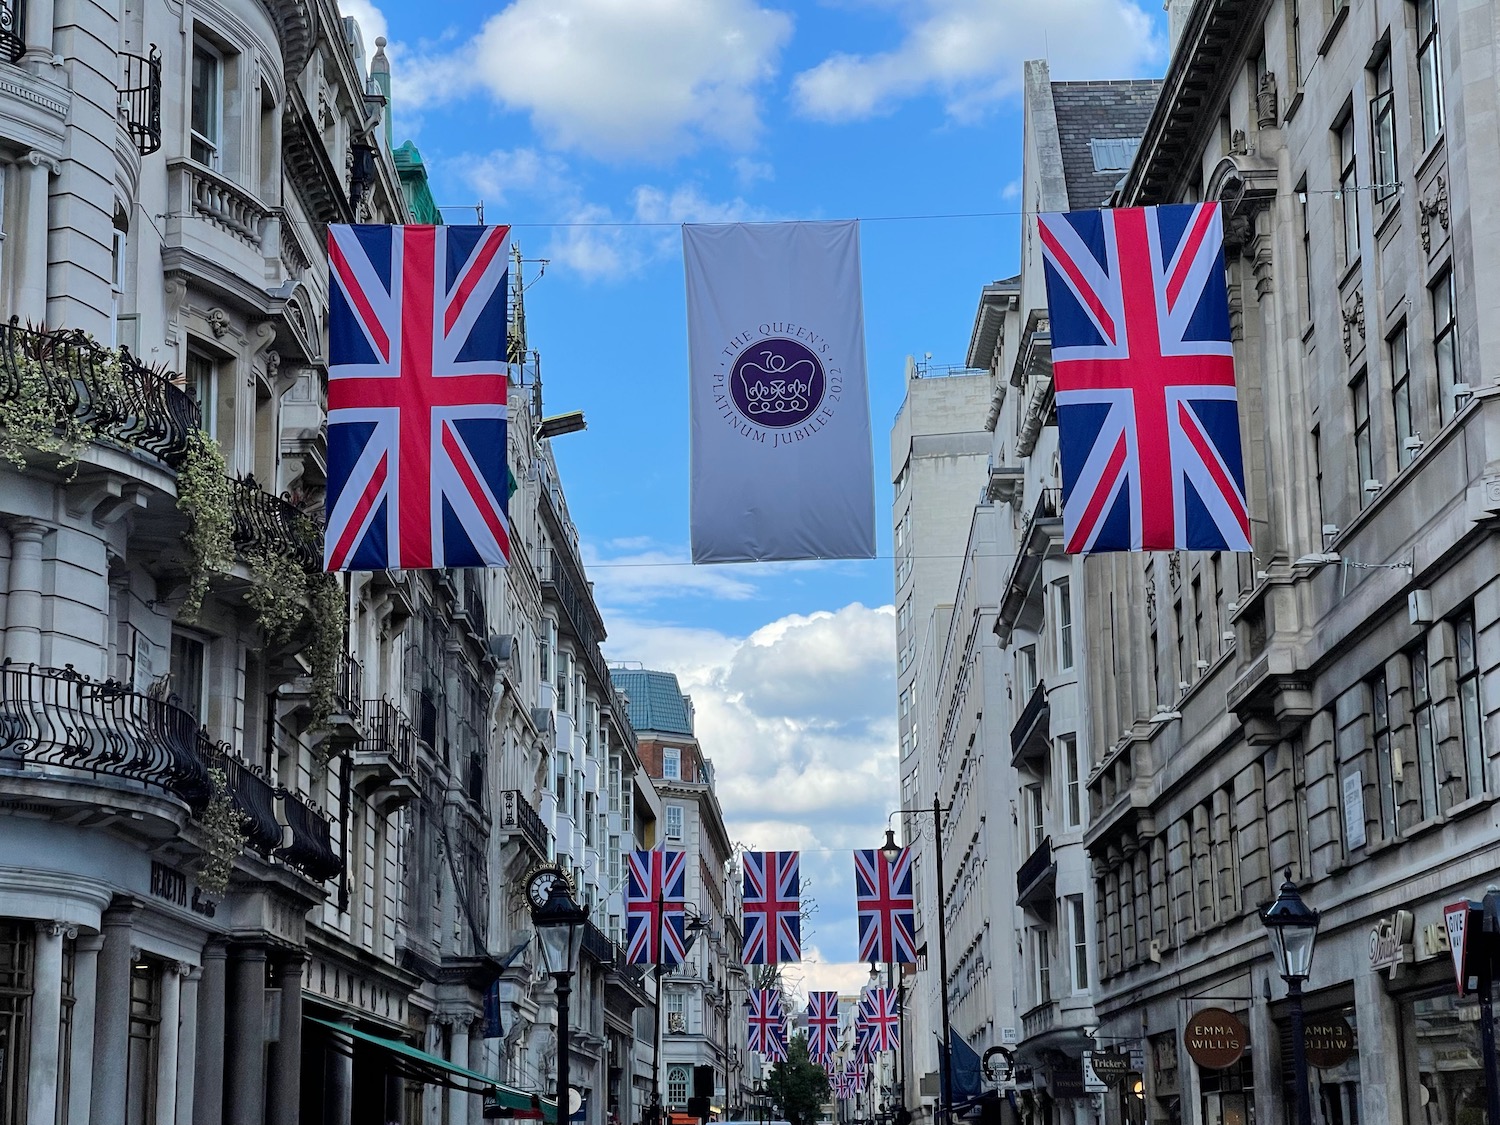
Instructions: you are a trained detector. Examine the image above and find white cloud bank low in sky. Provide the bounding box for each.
[793,0,1163,122]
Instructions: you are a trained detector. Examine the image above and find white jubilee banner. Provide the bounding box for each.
[684,220,876,563]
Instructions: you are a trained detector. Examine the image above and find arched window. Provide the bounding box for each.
[667,1067,690,1107]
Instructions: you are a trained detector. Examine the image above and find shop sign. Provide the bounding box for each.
[1048,1057,1085,1099]
[1182,1007,1248,1070]
[1085,1050,1131,1088]
[1303,1016,1355,1069]
[1368,910,1414,978]
[148,861,218,918]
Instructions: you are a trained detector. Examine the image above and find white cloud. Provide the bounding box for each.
[1000,178,1021,201]
[603,602,898,964]
[732,157,776,188]
[792,0,1163,122]
[453,148,575,205]
[338,0,388,70]
[395,0,794,160]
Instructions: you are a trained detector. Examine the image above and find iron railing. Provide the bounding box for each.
[119,47,162,155]
[0,320,201,467]
[1010,680,1050,758]
[335,652,363,718]
[276,790,341,881]
[461,573,486,634]
[226,474,323,571]
[205,742,282,854]
[0,662,211,810]
[581,919,615,965]
[0,0,24,63]
[358,698,415,777]
[499,789,549,854]
[1016,836,1053,899]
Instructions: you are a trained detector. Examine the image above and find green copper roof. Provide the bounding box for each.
[392,141,443,225]
[611,669,693,736]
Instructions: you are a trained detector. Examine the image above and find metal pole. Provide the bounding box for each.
[1288,978,1311,1125]
[933,796,953,1125]
[653,890,665,1125]
[1481,967,1500,1125]
[556,971,574,1125]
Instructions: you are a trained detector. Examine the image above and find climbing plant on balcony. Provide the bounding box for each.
[197,767,248,894]
[0,329,120,476]
[176,431,233,620]
[307,572,347,735]
[243,543,308,644]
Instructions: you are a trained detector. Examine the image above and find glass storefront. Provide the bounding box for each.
[1402,989,1486,1125]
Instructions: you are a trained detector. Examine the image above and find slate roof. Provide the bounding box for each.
[1050,80,1163,209]
[611,669,694,736]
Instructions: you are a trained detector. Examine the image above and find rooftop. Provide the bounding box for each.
[611,669,694,736]
[1050,79,1163,208]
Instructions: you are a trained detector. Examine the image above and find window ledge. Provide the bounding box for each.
[1374,199,1402,242]
[1414,135,1448,181]
[1439,792,1496,822]
[1338,257,1363,292]
[1302,320,1316,345]
[1318,5,1350,56]
[1283,88,1305,124]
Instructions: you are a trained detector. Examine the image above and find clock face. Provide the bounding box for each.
[526,867,566,908]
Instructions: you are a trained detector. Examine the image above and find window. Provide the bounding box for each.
[540,619,554,684]
[665,804,684,840]
[1025,784,1045,852]
[1338,115,1360,266]
[553,751,567,806]
[125,959,161,1125]
[1371,673,1398,840]
[1297,176,1313,319]
[1352,371,1374,506]
[183,351,217,438]
[1417,0,1445,150]
[1433,270,1464,423]
[1018,646,1038,698]
[608,756,621,813]
[667,1065,689,1106]
[1060,735,1082,829]
[1032,929,1052,1004]
[1312,425,1327,530]
[1193,577,1208,675]
[170,633,206,724]
[1069,896,1089,992]
[1174,600,1188,690]
[190,39,222,167]
[662,747,681,781]
[1370,51,1398,205]
[1391,324,1416,467]
[555,651,571,715]
[110,226,128,348]
[0,922,32,1125]
[585,701,598,756]
[1409,645,1439,821]
[1055,579,1074,671]
[1289,0,1303,88]
[1455,610,1485,801]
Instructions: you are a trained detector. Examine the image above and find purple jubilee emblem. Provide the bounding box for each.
[729,337,826,428]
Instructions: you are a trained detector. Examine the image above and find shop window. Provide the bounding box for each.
[0,922,33,1125]
[1404,989,1485,1122]
[125,959,162,1125]
[1408,645,1440,821]
[1200,1051,1254,1125]
[1455,609,1485,801]
[1280,1002,1360,1125]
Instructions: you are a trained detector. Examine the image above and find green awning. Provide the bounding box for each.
[307,1016,558,1118]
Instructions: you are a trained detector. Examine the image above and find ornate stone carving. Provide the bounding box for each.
[1229,129,1248,156]
[1168,553,1181,590]
[207,307,230,339]
[44,921,78,939]
[1145,582,1157,626]
[1256,72,1279,128]
[1226,280,1244,343]
[1419,175,1450,256]
[1341,291,1366,359]
[264,349,281,381]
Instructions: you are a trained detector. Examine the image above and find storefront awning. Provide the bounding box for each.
[307,1016,558,1120]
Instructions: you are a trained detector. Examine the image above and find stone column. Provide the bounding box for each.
[21,0,55,63]
[267,952,304,1125]
[449,1018,471,1125]
[90,902,139,1125]
[194,939,227,1125]
[469,1025,486,1125]
[1355,961,1405,1124]
[326,1026,353,1125]
[0,524,13,642]
[68,933,103,1125]
[25,920,69,1124]
[225,944,267,1125]
[177,964,201,1125]
[154,962,182,1125]
[2,520,47,667]
[13,159,52,325]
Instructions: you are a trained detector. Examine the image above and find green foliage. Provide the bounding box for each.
[196,767,248,894]
[243,544,307,644]
[768,1034,830,1125]
[0,331,127,476]
[306,572,348,733]
[176,431,233,620]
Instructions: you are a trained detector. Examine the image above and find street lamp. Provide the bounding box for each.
[1260,869,1320,1125]
[533,880,588,1125]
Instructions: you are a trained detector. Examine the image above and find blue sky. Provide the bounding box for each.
[350,0,1166,992]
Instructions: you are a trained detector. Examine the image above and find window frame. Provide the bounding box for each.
[1390,322,1416,467]
[1033,928,1052,1005]
[169,631,208,725]
[1408,643,1440,821]
[190,37,224,169]
[1369,49,1398,206]
[1416,0,1445,151]
[1432,269,1464,423]
[662,747,681,781]
[1352,369,1374,505]
[1069,895,1089,994]
[1025,784,1045,853]
[665,803,684,841]
[1060,734,1082,829]
[1371,672,1399,840]
[1455,610,1485,802]
[1337,113,1360,267]
[1055,578,1075,672]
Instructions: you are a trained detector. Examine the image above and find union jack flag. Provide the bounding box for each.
[624,849,686,965]
[854,847,917,964]
[1037,203,1250,553]
[853,1008,875,1065]
[861,987,899,1053]
[747,988,784,1056]
[763,1020,789,1064]
[326,224,514,571]
[806,992,840,1066]
[742,851,801,965]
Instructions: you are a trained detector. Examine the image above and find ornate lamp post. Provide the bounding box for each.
[532,874,588,1125]
[1260,869,1320,1125]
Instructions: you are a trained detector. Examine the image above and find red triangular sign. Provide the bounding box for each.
[1446,901,1473,995]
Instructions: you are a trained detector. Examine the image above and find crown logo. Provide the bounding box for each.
[736,349,819,418]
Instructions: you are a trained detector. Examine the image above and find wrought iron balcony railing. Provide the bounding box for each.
[204,742,282,855]
[1,0,24,63]
[119,47,162,156]
[276,789,341,881]
[0,661,212,811]
[1016,836,1054,903]
[0,320,201,468]
[226,474,323,571]
[335,652,363,718]
[357,698,416,778]
[499,788,550,855]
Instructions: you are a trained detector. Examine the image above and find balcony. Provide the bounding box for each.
[995,488,1063,646]
[581,919,615,966]
[499,789,550,856]
[334,652,363,720]
[226,474,322,571]
[118,48,162,156]
[167,159,273,254]
[352,698,417,802]
[460,573,486,636]
[1021,999,1058,1042]
[0,320,201,469]
[276,789,341,881]
[204,742,282,855]
[1016,836,1056,913]
[0,662,211,811]
[1010,680,1050,768]
[1,0,23,62]
[1011,310,1053,458]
